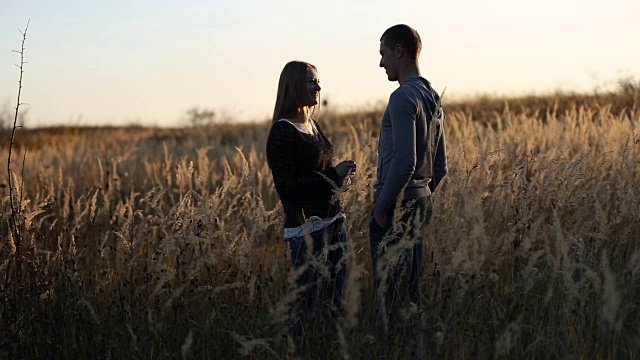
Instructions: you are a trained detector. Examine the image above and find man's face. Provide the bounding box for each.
[379,41,399,82]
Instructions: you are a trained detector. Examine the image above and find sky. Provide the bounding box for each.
[1,0,639,127]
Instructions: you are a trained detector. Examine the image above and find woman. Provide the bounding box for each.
[266,61,356,334]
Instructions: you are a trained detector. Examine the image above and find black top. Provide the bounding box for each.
[266,120,343,228]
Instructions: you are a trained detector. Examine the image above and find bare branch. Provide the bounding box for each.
[7,18,30,284]
[19,149,27,214]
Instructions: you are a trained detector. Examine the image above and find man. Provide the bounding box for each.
[370,24,448,328]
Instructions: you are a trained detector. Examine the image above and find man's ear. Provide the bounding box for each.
[394,44,404,58]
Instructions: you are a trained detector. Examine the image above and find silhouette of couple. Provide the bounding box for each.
[266,24,448,341]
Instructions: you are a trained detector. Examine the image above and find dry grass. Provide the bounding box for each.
[1,89,639,359]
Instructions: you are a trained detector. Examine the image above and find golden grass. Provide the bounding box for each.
[1,89,639,358]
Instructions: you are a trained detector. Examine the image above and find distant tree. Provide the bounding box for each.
[184,106,217,127]
[616,75,639,96]
[0,99,28,131]
[1,99,12,130]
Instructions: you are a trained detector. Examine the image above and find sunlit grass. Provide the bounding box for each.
[1,89,639,358]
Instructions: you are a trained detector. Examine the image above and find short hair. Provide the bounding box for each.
[380,24,422,59]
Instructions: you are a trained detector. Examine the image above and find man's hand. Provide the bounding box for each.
[373,211,388,228]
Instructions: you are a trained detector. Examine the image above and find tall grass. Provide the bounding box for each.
[1,89,639,359]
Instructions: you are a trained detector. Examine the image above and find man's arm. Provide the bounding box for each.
[430,118,448,192]
[374,91,418,218]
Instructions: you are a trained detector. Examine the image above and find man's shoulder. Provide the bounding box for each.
[398,77,441,106]
[389,85,415,103]
[392,77,429,95]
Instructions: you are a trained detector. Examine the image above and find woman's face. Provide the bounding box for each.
[303,67,321,107]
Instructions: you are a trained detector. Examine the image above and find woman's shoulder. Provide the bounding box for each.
[268,119,300,145]
[274,118,318,136]
[271,119,297,132]
[274,118,306,131]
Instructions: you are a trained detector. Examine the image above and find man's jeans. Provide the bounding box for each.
[370,196,432,327]
[288,218,348,334]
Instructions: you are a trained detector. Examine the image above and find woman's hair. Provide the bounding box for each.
[271,60,317,123]
[266,60,320,169]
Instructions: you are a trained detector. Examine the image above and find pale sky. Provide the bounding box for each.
[1,0,639,127]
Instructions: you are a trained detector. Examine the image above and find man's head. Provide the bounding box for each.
[379,24,422,82]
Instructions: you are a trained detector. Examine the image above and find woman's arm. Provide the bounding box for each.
[267,121,342,200]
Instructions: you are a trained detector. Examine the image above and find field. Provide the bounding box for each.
[1,88,639,359]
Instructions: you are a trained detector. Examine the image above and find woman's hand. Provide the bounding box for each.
[334,160,357,177]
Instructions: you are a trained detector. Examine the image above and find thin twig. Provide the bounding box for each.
[7,18,30,276]
[19,149,27,215]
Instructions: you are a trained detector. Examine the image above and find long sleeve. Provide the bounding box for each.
[266,121,341,201]
[374,92,418,216]
[430,118,448,192]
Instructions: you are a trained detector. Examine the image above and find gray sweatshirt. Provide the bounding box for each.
[373,76,448,216]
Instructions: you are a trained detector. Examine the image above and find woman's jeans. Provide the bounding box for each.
[369,196,432,326]
[287,218,348,333]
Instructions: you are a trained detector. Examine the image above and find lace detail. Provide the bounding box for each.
[283,212,346,239]
[276,118,318,136]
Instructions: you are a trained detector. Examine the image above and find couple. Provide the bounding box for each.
[266,24,448,336]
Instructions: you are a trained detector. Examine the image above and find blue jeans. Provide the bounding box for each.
[287,218,348,333]
[369,196,432,325]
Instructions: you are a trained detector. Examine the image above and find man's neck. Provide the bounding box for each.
[398,62,421,85]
